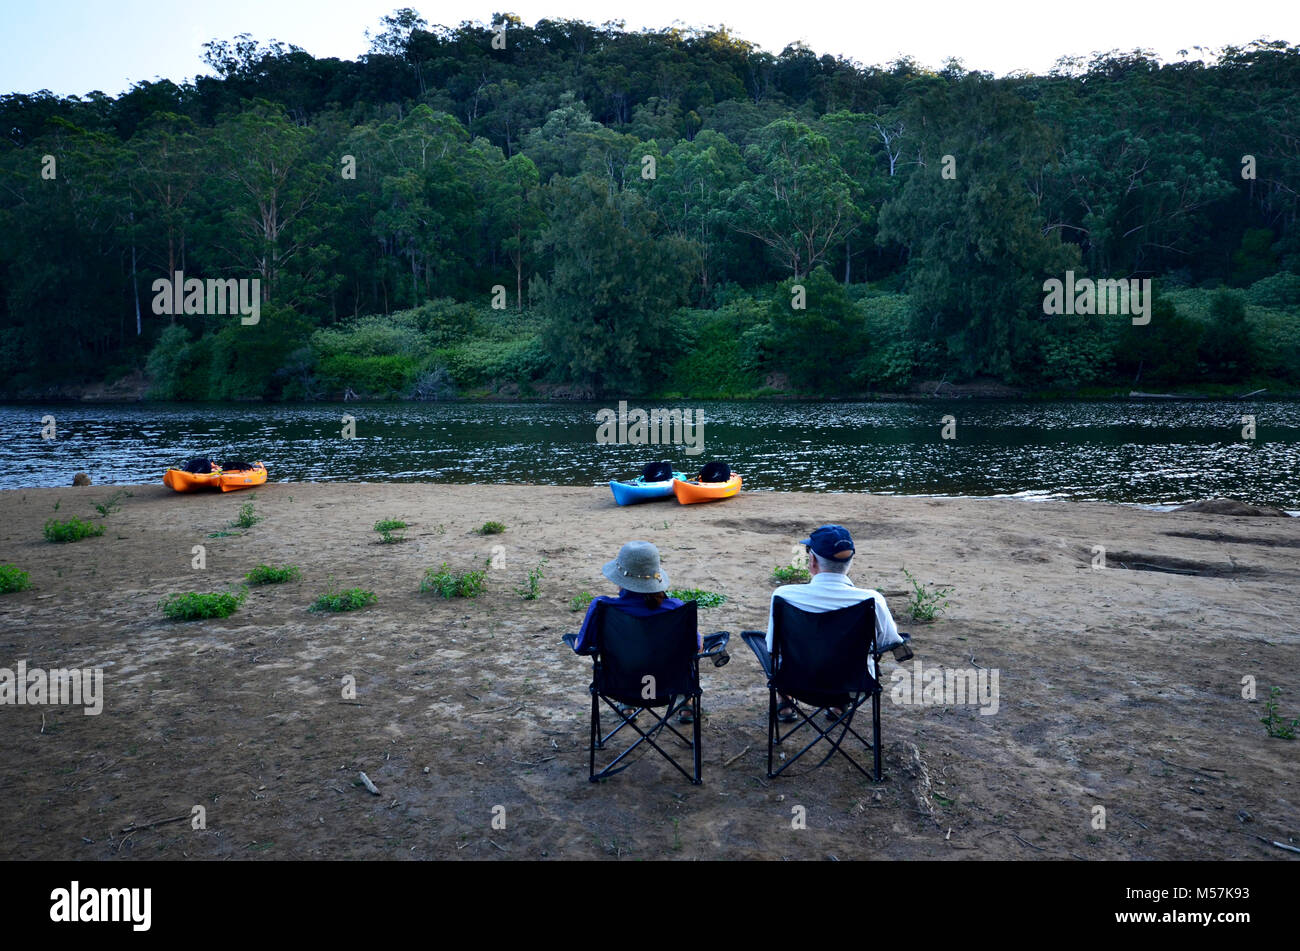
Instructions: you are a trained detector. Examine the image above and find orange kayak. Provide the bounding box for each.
[672,474,742,504]
[219,463,267,492]
[164,468,222,492]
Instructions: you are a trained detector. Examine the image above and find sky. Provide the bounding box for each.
[1,0,1297,97]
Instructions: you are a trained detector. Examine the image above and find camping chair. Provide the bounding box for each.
[741,597,893,781]
[563,601,729,784]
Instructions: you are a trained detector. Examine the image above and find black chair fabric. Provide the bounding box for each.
[593,600,698,706]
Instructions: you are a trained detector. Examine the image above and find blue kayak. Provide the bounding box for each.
[609,472,686,506]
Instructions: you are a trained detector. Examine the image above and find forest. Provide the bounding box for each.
[1,10,1298,400]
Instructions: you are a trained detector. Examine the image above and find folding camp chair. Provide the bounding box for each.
[563,601,729,784]
[742,597,895,781]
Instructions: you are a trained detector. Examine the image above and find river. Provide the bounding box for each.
[3,399,1297,509]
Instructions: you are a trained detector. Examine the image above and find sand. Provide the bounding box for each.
[0,482,1296,860]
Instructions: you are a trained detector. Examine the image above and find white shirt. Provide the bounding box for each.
[766,571,903,677]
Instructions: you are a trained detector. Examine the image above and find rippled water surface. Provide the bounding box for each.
[3,400,1299,508]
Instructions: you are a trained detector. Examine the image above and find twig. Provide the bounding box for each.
[358,772,380,796]
[1012,833,1047,852]
[970,655,983,671]
[1128,815,1149,830]
[487,838,508,853]
[724,746,751,768]
[338,701,365,706]
[120,813,190,834]
[40,713,45,734]
[1255,835,1300,855]
[465,691,481,701]
[1158,758,1223,780]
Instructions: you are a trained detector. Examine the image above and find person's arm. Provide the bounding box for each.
[574,598,602,653]
[765,592,778,652]
[873,594,903,650]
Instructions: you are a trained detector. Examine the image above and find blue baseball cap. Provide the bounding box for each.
[800,524,855,560]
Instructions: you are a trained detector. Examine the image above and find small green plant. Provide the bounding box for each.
[245,564,301,585]
[231,501,261,529]
[160,589,247,621]
[310,583,378,613]
[903,567,952,622]
[374,518,408,543]
[569,590,594,612]
[52,500,60,511]
[0,564,31,594]
[517,559,547,600]
[207,530,241,538]
[772,564,811,583]
[44,516,105,543]
[93,490,131,518]
[421,562,487,599]
[1261,687,1298,739]
[477,521,506,535]
[667,588,727,608]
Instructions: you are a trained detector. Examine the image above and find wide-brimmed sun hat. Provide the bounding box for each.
[602,540,670,594]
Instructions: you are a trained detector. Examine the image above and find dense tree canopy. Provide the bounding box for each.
[1,14,1297,398]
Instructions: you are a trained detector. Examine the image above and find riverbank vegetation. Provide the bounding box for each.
[2,14,1297,399]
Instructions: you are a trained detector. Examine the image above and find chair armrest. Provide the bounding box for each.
[699,631,730,656]
[562,633,596,656]
[740,630,773,678]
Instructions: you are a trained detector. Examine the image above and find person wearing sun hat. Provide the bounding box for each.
[572,540,704,721]
[767,524,905,722]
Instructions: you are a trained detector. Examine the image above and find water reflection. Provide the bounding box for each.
[2,400,1297,508]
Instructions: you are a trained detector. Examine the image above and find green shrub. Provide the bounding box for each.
[569,590,594,612]
[44,517,105,543]
[310,584,378,612]
[0,564,31,593]
[420,563,487,599]
[903,567,952,621]
[245,564,300,585]
[232,501,261,529]
[374,519,408,543]
[160,589,247,620]
[772,565,810,584]
[517,559,546,600]
[667,587,726,608]
[477,521,506,535]
[93,490,131,518]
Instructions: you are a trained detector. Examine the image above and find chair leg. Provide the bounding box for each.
[590,690,599,782]
[872,689,882,782]
[767,686,776,777]
[692,693,702,784]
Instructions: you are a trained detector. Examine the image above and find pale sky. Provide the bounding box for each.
[1,0,1296,97]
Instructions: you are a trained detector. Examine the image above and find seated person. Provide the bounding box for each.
[767,524,905,722]
[574,540,702,722]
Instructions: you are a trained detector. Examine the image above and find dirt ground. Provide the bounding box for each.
[0,482,1296,860]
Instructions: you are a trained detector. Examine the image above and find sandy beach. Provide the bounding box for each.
[0,482,1296,860]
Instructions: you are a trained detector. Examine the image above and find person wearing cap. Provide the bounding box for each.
[572,541,704,721]
[767,524,904,722]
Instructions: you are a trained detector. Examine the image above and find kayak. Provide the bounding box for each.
[219,462,267,492]
[610,472,686,506]
[164,468,222,492]
[672,474,742,504]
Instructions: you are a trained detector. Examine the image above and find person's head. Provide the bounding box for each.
[800,524,854,576]
[602,540,670,606]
